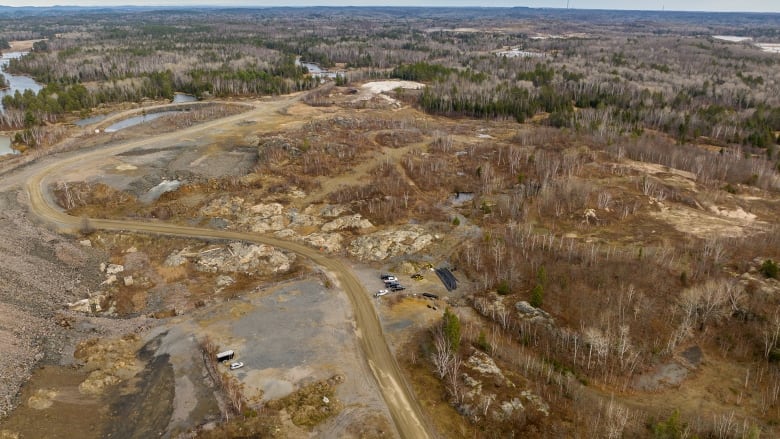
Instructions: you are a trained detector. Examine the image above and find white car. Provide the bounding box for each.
[375,289,389,297]
[383,277,397,283]
[229,362,244,370]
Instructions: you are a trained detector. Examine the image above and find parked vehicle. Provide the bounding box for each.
[229,362,244,370]
[382,276,398,283]
[422,292,439,299]
[389,285,406,291]
[376,289,389,297]
[380,274,396,280]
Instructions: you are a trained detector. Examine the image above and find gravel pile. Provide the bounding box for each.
[0,190,107,418]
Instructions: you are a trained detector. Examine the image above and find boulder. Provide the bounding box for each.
[466,351,505,379]
[123,276,134,287]
[106,264,124,275]
[79,239,92,247]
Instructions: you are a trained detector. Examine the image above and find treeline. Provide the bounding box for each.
[411,56,780,154]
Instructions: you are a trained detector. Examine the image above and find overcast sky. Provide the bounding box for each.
[0,1,778,13]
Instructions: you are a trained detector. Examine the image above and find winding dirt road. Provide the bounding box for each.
[21,96,432,438]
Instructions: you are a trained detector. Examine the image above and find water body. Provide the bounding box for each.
[295,58,339,80]
[104,111,180,133]
[0,52,43,112]
[172,93,197,103]
[0,135,18,156]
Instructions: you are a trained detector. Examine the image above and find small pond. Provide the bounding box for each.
[0,135,18,156]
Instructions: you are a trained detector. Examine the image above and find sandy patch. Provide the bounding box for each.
[622,159,697,181]
[8,40,45,52]
[707,205,757,221]
[357,80,424,101]
[649,203,759,239]
[115,164,138,171]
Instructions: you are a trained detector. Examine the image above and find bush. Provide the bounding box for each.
[452,216,460,226]
[652,409,686,439]
[496,279,511,295]
[760,259,779,279]
[477,330,491,352]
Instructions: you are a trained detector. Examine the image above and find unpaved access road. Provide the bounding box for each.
[20,94,433,439]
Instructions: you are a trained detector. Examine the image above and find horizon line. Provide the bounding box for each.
[0,4,779,13]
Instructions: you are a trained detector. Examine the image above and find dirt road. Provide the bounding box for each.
[21,95,433,439]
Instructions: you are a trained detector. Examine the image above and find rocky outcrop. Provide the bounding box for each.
[348,226,433,261]
[515,301,554,324]
[201,195,245,218]
[196,242,294,275]
[321,214,373,232]
[302,233,344,253]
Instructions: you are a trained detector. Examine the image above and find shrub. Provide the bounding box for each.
[760,259,779,279]
[477,330,491,352]
[452,216,460,226]
[652,409,686,439]
[496,279,511,295]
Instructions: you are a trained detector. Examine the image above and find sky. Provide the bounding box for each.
[0,0,778,13]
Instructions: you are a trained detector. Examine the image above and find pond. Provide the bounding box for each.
[104,111,181,133]
[0,135,18,156]
[0,52,44,112]
[295,58,340,80]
